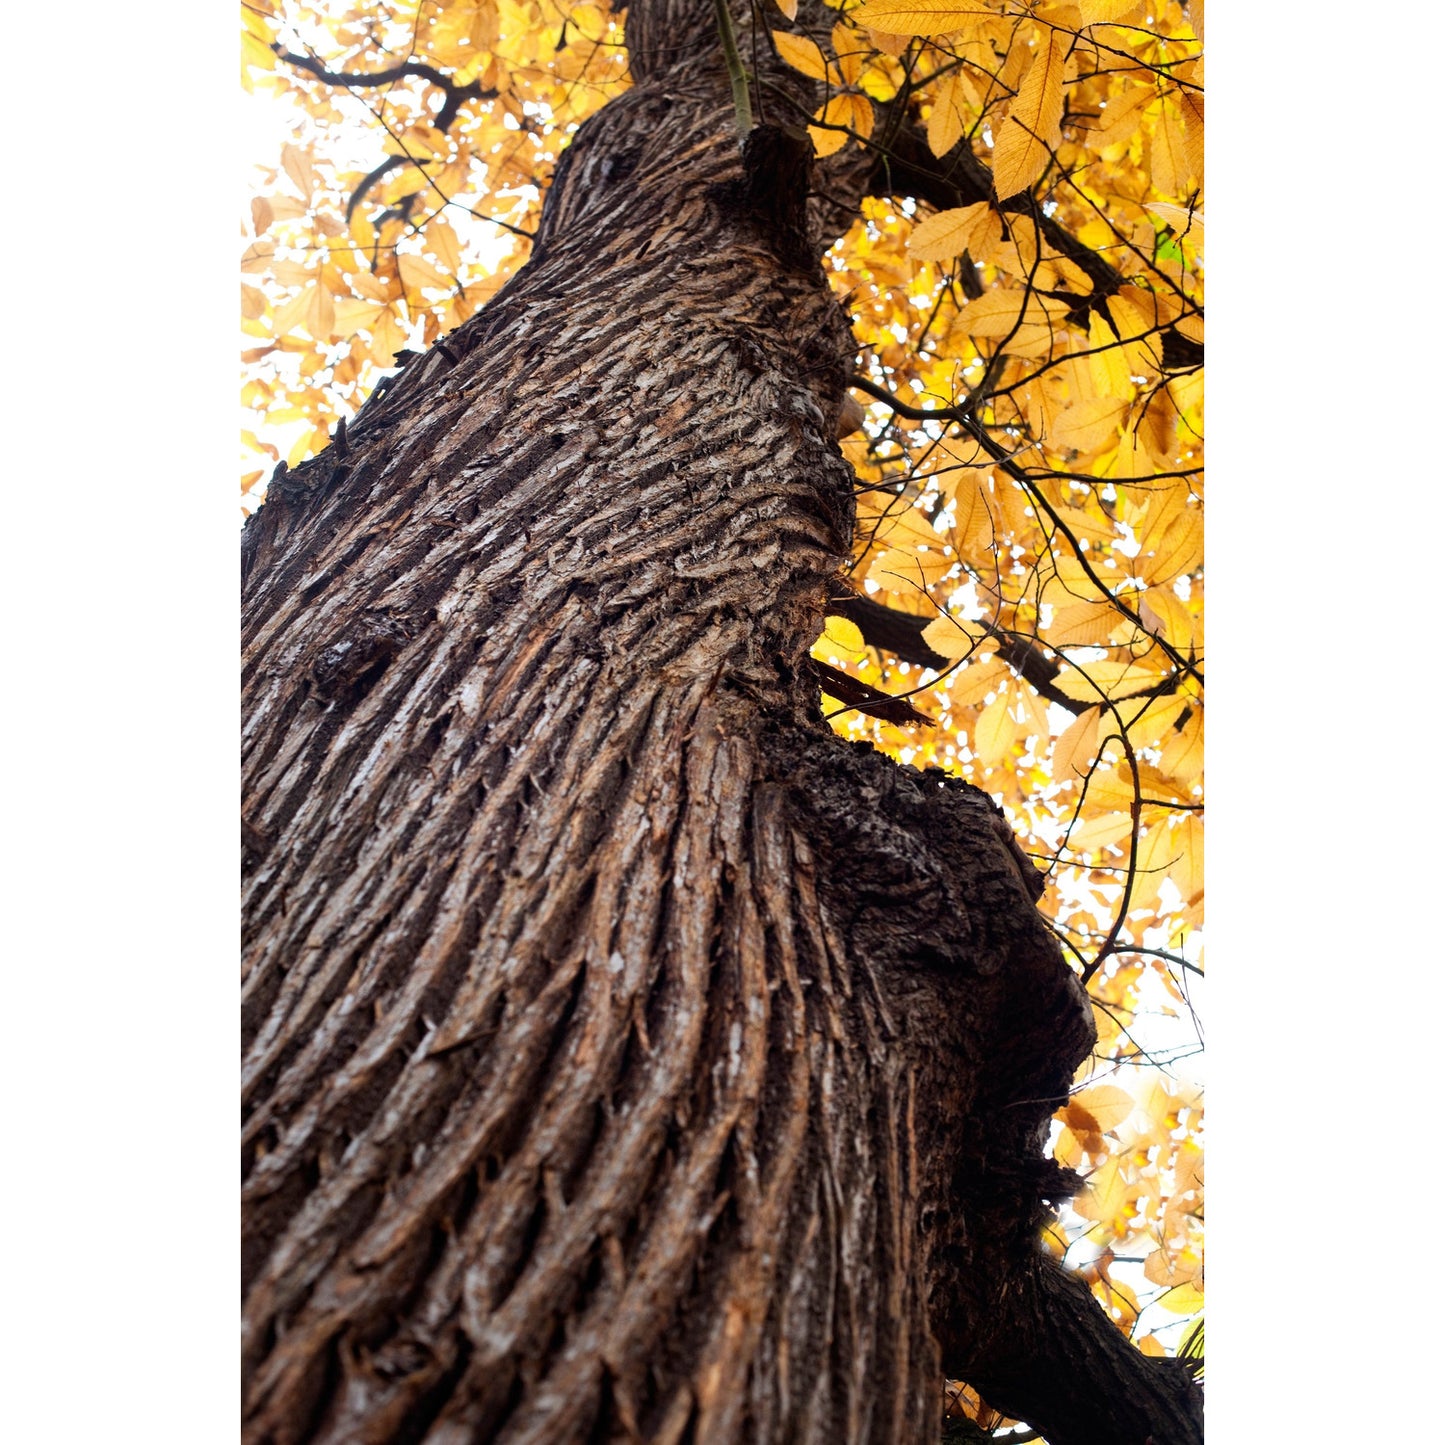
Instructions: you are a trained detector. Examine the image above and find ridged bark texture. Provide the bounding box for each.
[242,6,1203,1443]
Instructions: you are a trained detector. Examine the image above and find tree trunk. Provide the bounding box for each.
[241,4,1204,1441]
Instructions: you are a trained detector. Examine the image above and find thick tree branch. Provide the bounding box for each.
[950,1255,1204,1445]
[344,154,430,222]
[806,656,933,725]
[825,591,1085,713]
[273,45,496,131]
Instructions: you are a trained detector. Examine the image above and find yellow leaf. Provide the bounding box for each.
[1019,685,1050,747]
[241,30,277,76]
[398,252,454,292]
[1144,1245,1199,1288]
[908,202,1002,263]
[844,92,875,143]
[427,218,462,277]
[1109,284,1186,348]
[1083,761,1143,812]
[773,0,799,18]
[1055,1125,1084,1168]
[809,94,854,156]
[772,30,830,81]
[1048,396,1128,455]
[1158,707,1203,784]
[991,33,1067,201]
[1047,599,1117,648]
[369,306,410,364]
[1135,385,1179,461]
[1150,107,1194,201]
[1069,811,1135,852]
[1173,312,1204,351]
[286,430,316,468]
[1057,508,1121,551]
[332,296,386,338]
[1078,0,1142,21]
[820,615,866,657]
[921,614,989,661]
[348,209,377,252]
[832,23,866,86]
[241,239,277,275]
[1051,658,1170,703]
[272,287,313,337]
[953,289,1070,359]
[1170,813,1204,901]
[1088,311,1132,403]
[927,71,966,158]
[269,257,317,287]
[1145,200,1203,241]
[280,142,316,202]
[241,6,277,42]
[1157,1281,1206,1315]
[240,428,278,461]
[1052,706,1100,782]
[951,472,995,550]
[947,654,1005,706]
[241,285,266,321]
[1117,691,1189,751]
[446,289,478,329]
[1074,1156,1127,1224]
[1132,818,1180,911]
[1140,507,1202,586]
[1180,90,1204,186]
[860,52,906,102]
[350,269,392,303]
[850,3,998,36]
[1091,85,1153,153]
[1073,1083,1134,1132]
[962,287,1073,333]
[973,688,1020,767]
[1138,585,1198,652]
[993,473,1033,538]
[306,283,335,340]
[1002,240,1093,296]
[866,27,910,57]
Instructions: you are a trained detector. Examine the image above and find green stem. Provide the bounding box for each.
[711,0,753,138]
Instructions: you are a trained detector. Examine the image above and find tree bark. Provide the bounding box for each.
[242,5,1203,1441]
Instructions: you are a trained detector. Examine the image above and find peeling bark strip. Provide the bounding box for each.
[242,4,1203,1442]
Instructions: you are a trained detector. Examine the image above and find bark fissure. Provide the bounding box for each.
[244,9,1202,1442]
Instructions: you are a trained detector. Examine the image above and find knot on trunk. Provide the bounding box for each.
[309,614,412,705]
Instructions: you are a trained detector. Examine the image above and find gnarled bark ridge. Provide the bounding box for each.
[242,5,1203,1441]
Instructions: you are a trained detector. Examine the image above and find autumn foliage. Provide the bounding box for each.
[243,0,1204,1427]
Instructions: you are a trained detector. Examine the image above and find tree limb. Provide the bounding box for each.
[948,1255,1204,1445]
[825,591,1084,713]
[806,656,933,725]
[273,45,496,131]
